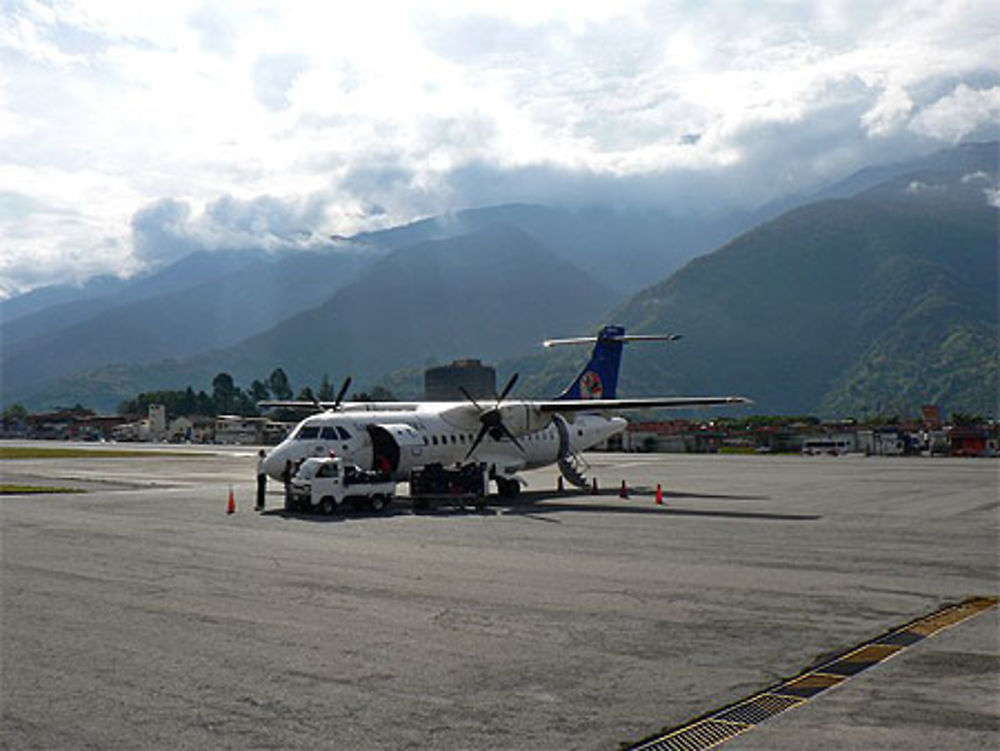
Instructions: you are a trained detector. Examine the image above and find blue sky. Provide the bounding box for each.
[1,0,998,295]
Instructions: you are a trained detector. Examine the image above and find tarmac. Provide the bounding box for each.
[1,442,997,750]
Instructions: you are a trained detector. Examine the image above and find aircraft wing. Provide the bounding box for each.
[256,400,421,412]
[256,400,330,410]
[535,396,750,413]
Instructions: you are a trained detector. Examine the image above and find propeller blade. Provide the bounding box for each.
[497,372,519,403]
[465,424,490,460]
[498,422,525,453]
[333,377,352,410]
[458,385,483,412]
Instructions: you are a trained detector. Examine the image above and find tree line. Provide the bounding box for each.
[117,369,394,419]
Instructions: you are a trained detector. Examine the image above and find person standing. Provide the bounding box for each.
[255,449,267,511]
[282,459,294,512]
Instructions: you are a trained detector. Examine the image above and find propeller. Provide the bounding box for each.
[462,373,525,459]
[332,377,352,410]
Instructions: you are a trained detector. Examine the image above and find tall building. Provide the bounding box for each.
[149,404,167,437]
[425,359,497,401]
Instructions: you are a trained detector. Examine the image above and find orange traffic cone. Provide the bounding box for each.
[226,487,236,515]
[591,477,599,495]
[655,483,664,505]
[619,480,629,499]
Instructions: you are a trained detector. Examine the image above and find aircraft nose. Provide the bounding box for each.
[263,449,285,479]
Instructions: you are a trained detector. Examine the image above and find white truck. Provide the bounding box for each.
[289,457,396,514]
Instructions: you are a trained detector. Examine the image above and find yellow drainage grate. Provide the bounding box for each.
[624,596,997,751]
[818,643,903,676]
[713,694,804,725]
[841,643,902,663]
[772,673,844,698]
[906,596,998,637]
[639,719,750,751]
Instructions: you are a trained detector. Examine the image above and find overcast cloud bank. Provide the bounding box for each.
[1,0,998,296]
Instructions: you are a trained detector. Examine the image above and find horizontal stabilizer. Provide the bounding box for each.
[543,333,682,347]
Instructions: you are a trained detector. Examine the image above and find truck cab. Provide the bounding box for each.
[290,457,395,514]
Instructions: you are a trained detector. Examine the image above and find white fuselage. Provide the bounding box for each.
[262,401,626,481]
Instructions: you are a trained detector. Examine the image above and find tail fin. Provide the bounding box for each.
[551,325,626,400]
[545,326,682,401]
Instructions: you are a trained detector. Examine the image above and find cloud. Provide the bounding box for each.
[130,198,200,265]
[905,180,946,195]
[188,2,237,55]
[2,1,999,295]
[129,192,338,267]
[909,83,1000,142]
[862,84,914,137]
[252,53,307,111]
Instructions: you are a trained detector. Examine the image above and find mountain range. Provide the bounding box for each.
[0,249,371,396]
[508,141,998,416]
[2,141,997,416]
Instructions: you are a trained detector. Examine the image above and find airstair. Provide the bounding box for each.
[553,414,590,489]
[557,451,590,489]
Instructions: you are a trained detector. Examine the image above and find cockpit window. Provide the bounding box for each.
[296,426,320,440]
[336,426,351,440]
[320,427,338,440]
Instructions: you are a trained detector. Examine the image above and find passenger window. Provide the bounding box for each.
[336,426,351,440]
[459,435,465,444]
[423,436,429,445]
[432,436,438,445]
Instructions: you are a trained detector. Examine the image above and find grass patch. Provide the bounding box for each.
[0,446,197,460]
[1,484,84,495]
[719,446,758,455]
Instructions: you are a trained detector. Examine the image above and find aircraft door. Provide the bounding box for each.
[366,424,424,477]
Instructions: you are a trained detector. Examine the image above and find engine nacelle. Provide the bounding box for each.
[495,403,551,435]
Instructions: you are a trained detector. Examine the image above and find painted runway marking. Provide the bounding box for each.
[625,596,998,751]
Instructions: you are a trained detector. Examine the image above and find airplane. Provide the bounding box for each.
[258,325,749,496]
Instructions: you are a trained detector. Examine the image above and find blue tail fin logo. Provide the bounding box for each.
[555,325,625,400]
